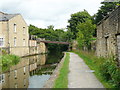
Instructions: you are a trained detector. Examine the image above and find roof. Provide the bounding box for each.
[97,6,120,25]
[0,12,19,21]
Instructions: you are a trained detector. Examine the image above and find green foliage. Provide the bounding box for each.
[67,10,96,50]
[76,19,96,50]
[99,57,120,87]
[94,2,120,24]
[54,53,70,88]
[74,51,120,88]
[29,24,70,53]
[29,24,71,42]
[0,49,8,55]
[67,10,92,39]
[0,54,20,72]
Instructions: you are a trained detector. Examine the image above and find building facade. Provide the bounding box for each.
[96,6,120,65]
[0,12,29,56]
[29,35,38,55]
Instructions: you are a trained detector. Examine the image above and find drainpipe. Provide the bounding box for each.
[7,20,10,54]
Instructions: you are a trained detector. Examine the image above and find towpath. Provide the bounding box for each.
[68,52,104,88]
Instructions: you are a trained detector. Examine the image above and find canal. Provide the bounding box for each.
[1,52,64,88]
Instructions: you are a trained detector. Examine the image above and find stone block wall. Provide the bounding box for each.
[96,6,120,64]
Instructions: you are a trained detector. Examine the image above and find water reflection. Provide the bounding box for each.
[1,57,29,88]
[1,54,52,88]
[28,75,50,88]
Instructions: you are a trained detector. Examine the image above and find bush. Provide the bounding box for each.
[99,57,120,87]
[0,54,20,72]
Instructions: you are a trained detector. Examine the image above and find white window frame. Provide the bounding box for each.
[14,24,17,32]
[14,70,17,79]
[0,74,5,83]
[0,38,4,47]
[23,66,26,74]
[14,37,17,46]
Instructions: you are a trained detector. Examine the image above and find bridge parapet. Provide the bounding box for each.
[36,38,45,41]
[37,39,70,45]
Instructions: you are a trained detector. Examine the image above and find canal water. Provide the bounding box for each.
[1,52,64,88]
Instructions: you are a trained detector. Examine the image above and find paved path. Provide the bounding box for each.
[68,53,104,88]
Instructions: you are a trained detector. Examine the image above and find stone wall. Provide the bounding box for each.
[72,40,78,51]
[96,6,120,64]
[37,42,47,54]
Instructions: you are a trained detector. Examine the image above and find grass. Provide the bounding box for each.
[74,50,120,88]
[54,52,70,88]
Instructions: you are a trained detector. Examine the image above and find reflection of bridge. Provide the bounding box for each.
[37,39,70,45]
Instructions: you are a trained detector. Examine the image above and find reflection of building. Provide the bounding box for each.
[1,57,29,88]
[37,54,46,66]
[0,12,29,56]
[96,6,120,65]
[0,53,47,88]
[29,56,37,72]
[29,54,46,72]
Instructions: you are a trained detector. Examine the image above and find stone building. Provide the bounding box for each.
[96,6,120,65]
[72,40,78,51]
[29,35,38,55]
[37,38,48,54]
[29,35,47,55]
[0,12,29,56]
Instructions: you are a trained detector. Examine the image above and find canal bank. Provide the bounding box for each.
[44,52,104,88]
[43,52,67,88]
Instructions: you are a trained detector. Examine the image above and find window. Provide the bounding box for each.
[15,83,18,88]
[2,74,5,83]
[23,39,25,46]
[23,78,26,86]
[23,27,25,34]
[0,38,4,47]
[23,66,26,75]
[0,74,5,83]
[14,37,16,46]
[14,24,17,32]
[0,75,1,83]
[14,70,17,79]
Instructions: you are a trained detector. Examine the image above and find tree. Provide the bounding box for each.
[76,19,96,50]
[94,2,120,24]
[67,10,92,39]
[29,24,70,53]
[47,25,54,30]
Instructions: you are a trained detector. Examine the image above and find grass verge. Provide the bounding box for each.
[54,52,70,88]
[74,50,120,88]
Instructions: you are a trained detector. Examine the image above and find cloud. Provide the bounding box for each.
[0,0,102,29]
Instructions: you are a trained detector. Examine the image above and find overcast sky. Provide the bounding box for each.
[0,0,103,29]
